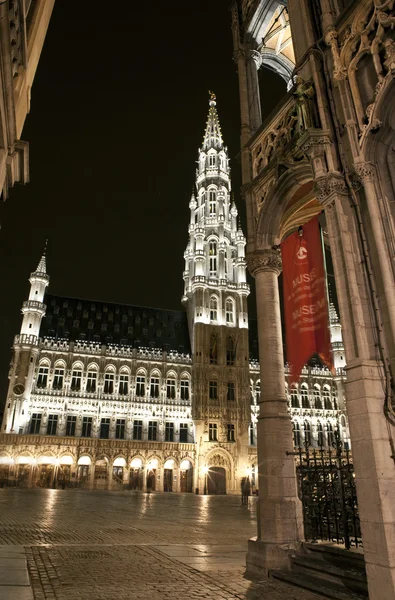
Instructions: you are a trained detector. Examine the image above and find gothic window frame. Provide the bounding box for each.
[115,418,126,440]
[209,422,218,441]
[148,420,158,441]
[209,380,218,400]
[29,413,42,434]
[290,384,299,408]
[52,361,65,390]
[227,423,235,442]
[179,422,188,442]
[317,420,324,447]
[208,241,218,276]
[165,422,174,442]
[166,374,176,399]
[208,189,216,215]
[66,415,77,437]
[225,298,235,324]
[313,384,322,409]
[323,385,331,410]
[209,333,218,364]
[150,371,160,398]
[37,361,49,388]
[135,371,146,397]
[103,366,115,395]
[47,413,58,435]
[227,381,235,401]
[133,419,143,440]
[119,368,130,396]
[208,153,216,167]
[71,362,83,392]
[180,377,190,401]
[293,421,301,447]
[304,420,311,446]
[209,295,218,322]
[81,416,93,437]
[301,383,309,408]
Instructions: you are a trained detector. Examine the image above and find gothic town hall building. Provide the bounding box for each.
[0,96,349,493]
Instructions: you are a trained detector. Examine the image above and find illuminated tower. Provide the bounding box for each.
[182,93,251,493]
[3,249,49,433]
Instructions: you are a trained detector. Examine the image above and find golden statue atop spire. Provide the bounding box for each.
[208,90,216,105]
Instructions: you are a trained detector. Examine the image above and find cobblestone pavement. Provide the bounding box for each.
[0,489,324,599]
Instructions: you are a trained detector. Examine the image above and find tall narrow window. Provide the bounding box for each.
[150,377,160,398]
[208,154,215,167]
[37,366,49,388]
[29,413,42,434]
[180,380,189,400]
[115,419,125,439]
[290,386,299,408]
[133,420,143,440]
[293,421,301,447]
[209,296,218,321]
[165,422,174,442]
[226,337,235,366]
[225,299,234,324]
[209,380,218,400]
[301,385,309,408]
[100,418,110,439]
[166,378,176,399]
[209,190,216,215]
[209,423,218,441]
[81,416,92,437]
[119,373,129,395]
[66,415,77,437]
[314,386,322,409]
[136,375,145,397]
[304,421,311,446]
[47,414,58,435]
[332,387,338,410]
[227,382,235,401]
[317,421,324,447]
[209,333,217,364]
[327,422,334,447]
[323,386,331,409]
[227,423,235,442]
[86,371,97,393]
[209,242,217,276]
[179,423,188,442]
[250,423,255,445]
[71,369,82,391]
[53,368,64,390]
[148,421,157,441]
[103,372,114,394]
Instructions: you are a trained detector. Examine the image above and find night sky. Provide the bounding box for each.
[0,1,286,408]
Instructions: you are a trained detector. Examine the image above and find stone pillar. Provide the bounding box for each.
[247,249,303,574]
[324,193,395,600]
[246,50,262,134]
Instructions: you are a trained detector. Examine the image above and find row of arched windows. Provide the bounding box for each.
[209,335,236,366]
[292,420,343,448]
[289,383,337,410]
[209,296,235,324]
[35,361,190,399]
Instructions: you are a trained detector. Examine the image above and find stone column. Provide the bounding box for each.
[323,192,395,600]
[247,249,303,574]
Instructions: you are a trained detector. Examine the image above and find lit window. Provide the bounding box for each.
[209,423,218,441]
[37,366,48,388]
[119,373,129,395]
[227,423,235,442]
[166,379,176,399]
[209,242,217,276]
[53,368,64,390]
[209,380,218,400]
[150,377,160,398]
[86,371,97,393]
[180,380,189,400]
[136,375,145,397]
[103,372,114,394]
[209,296,218,321]
[225,299,234,324]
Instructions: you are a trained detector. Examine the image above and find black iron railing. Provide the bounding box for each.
[288,430,362,549]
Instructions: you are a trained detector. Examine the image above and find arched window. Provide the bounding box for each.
[166,376,176,399]
[209,296,218,321]
[37,363,49,388]
[103,367,115,394]
[135,372,146,397]
[314,385,322,409]
[226,336,235,366]
[208,154,216,167]
[225,298,234,324]
[180,377,190,400]
[304,421,311,446]
[86,366,98,393]
[209,333,218,364]
[119,369,129,395]
[301,384,309,408]
[150,373,160,398]
[209,190,216,215]
[71,363,83,391]
[293,421,301,447]
[53,364,65,390]
[209,241,217,276]
[290,385,299,408]
[317,421,324,447]
[323,386,331,410]
[332,387,338,410]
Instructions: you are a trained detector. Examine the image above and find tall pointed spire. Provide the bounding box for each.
[35,239,47,274]
[202,92,224,151]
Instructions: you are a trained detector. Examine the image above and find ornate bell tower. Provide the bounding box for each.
[182,93,251,493]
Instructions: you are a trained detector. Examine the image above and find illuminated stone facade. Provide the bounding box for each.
[0,96,347,494]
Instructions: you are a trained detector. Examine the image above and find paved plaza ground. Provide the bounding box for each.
[0,489,324,599]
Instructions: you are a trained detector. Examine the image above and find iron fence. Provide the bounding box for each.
[289,430,362,549]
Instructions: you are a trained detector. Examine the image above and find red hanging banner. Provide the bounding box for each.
[281,215,333,383]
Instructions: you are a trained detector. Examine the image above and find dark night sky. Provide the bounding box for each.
[0,1,286,407]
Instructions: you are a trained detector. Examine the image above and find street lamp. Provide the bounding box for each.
[202,465,209,495]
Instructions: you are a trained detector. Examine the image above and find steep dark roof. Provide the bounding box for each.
[40,295,191,354]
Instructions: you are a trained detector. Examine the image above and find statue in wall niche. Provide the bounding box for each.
[292,77,316,133]
[384,38,395,73]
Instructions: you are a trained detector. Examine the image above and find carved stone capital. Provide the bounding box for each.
[353,161,376,182]
[248,49,262,70]
[297,129,332,156]
[314,172,348,206]
[247,249,282,277]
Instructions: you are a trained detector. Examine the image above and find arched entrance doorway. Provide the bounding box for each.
[94,457,109,489]
[180,459,193,493]
[112,457,126,489]
[129,458,143,490]
[77,455,91,487]
[207,467,226,495]
[146,458,158,492]
[164,459,175,492]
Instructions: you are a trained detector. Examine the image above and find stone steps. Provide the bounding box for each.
[270,543,368,600]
